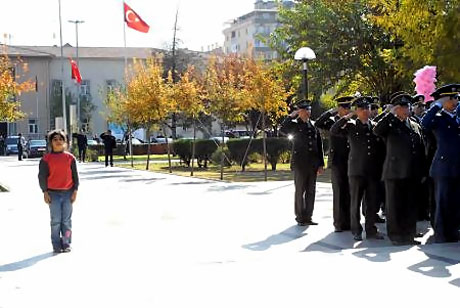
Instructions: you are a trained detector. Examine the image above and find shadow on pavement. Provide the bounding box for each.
[0,252,55,272]
[121,177,166,183]
[246,183,293,195]
[79,169,133,175]
[169,181,216,185]
[408,245,460,279]
[81,174,135,181]
[242,225,308,251]
[208,184,253,192]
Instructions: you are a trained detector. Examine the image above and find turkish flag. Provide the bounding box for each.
[124,2,150,33]
[70,59,82,84]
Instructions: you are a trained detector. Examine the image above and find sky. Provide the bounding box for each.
[0,0,255,51]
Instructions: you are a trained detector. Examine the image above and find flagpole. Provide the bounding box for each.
[122,1,133,166]
[58,0,67,134]
[36,76,39,138]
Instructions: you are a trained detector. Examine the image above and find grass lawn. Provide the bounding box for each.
[117,161,332,183]
[97,154,173,162]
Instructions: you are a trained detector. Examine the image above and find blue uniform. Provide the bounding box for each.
[421,103,460,242]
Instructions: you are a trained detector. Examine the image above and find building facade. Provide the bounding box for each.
[1,45,246,141]
[223,0,294,60]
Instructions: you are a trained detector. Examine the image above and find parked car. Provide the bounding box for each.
[26,139,47,157]
[209,136,229,144]
[87,139,98,146]
[150,136,171,144]
[5,136,20,155]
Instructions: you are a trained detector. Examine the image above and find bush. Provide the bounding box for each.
[210,146,231,167]
[173,139,217,168]
[226,137,291,171]
[86,148,99,162]
[227,139,258,171]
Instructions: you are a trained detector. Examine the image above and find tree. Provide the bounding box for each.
[369,0,460,83]
[126,57,173,170]
[170,65,205,175]
[268,0,410,106]
[0,53,34,122]
[204,54,250,180]
[242,58,291,180]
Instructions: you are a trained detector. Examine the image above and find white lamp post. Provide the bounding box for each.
[294,47,316,100]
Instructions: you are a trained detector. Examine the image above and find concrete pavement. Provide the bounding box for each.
[0,156,459,307]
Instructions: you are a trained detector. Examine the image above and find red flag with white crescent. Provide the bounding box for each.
[70,59,82,84]
[124,2,150,33]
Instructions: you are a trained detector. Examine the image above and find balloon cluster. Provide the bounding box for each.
[413,66,437,101]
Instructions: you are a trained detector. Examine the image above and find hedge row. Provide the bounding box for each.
[173,138,291,171]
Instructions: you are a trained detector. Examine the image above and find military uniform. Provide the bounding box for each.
[280,102,324,225]
[421,84,460,243]
[316,97,352,232]
[374,94,425,244]
[330,96,384,240]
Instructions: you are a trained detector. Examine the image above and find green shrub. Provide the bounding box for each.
[210,146,231,167]
[227,139,258,171]
[86,148,99,162]
[173,139,217,167]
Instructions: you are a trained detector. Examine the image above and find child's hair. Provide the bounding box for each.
[48,130,67,143]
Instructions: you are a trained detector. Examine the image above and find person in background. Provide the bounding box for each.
[17,133,26,161]
[73,129,88,163]
[100,130,117,167]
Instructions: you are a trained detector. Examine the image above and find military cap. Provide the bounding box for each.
[390,93,413,106]
[370,103,379,110]
[295,99,312,110]
[352,96,373,108]
[430,84,460,100]
[389,91,410,103]
[412,94,425,106]
[335,96,354,106]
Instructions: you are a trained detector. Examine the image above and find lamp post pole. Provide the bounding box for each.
[294,47,316,102]
[68,20,84,132]
[302,59,308,100]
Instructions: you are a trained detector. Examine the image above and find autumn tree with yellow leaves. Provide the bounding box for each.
[170,65,205,175]
[0,53,34,122]
[125,56,173,170]
[242,58,291,180]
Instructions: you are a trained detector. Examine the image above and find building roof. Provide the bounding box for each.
[2,45,165,60]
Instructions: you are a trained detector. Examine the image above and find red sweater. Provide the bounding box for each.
[38,152,79,192]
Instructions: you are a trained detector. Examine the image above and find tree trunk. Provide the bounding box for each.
[146,126,151,170]
[220,124,224,181]
[262,111,268,182]
[191,116,196,176]
[163,126,172,173]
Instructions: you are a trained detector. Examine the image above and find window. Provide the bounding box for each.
[231,31,236,38]
[28,119,38,134]
[106,80,117,92]
[80,80,90,96]
[52,80,62,96]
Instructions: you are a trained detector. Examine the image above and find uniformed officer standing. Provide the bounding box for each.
[330,96,384,241]
[316,96,352,232]
[421,84,460,243]
[373,93,425,245]
[423,99,437,226]
[280,101,324,226]
[410,94,431,221]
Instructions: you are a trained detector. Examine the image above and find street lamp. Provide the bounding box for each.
[294,47,316,101]
[68,19,84,132]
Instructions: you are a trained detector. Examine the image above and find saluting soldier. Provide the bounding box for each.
[410,94,431,221]
[421,84,460,243]
[280,100,325,226]
[373,93,425,245]
[411,94,426,125]
[316,96,352,232]
[423,99,437,226]
[330,96,384,241]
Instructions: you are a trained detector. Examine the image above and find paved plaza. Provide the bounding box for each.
[0,156,459,307]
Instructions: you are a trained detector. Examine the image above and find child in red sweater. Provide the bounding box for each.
[38,130,79,254]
